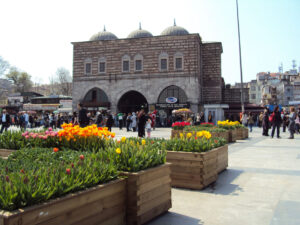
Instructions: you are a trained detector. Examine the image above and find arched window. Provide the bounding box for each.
[98,57,106,74]
[134,54,143,71]
[84,58,92,75]
[174,52,184,70]
[82,88,110,107]
[122,55,130,72]
[159,52,168,71]
[157,85,187,103]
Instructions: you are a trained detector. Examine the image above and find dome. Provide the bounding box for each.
[127,23,153,39]
[89,26,118,41]
[161,20,189,36]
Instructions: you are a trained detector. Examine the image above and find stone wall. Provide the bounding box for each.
[223,87,249,104]
[201,42,223,104]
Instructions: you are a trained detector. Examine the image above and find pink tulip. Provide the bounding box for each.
[48,128,53,131]
[45,131,49,135]
[22,133,26,137]
[25,135,29,139]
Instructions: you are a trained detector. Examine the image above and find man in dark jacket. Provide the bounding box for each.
[78,103,88,128]
[0,109,10,133]
[271,106,282,138]
[262,108,269,136]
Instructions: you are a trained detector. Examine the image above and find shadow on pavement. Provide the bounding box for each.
[146,212,204,225]
[202,168,244,195]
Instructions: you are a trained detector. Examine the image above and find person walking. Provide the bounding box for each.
[282,111,289,132]
[0,109,10,133]
[117,112,123,130]
[131,112,137,132]
[288,107,296,139]
[78,103,89,128]
[262,108,270,136]
[248,112,254,132]
[24,111,29,130]
[126,113,132,132]
[106,113,114,131]
[208,112,213,123]
[137,109,147,137]
[271,106,282,138]
[241,112,248,127]
[258,112,263,128]
[145,118,152,138]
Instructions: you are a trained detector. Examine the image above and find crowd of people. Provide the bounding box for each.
[241,106,300,139]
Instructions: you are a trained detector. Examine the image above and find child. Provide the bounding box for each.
[145,118,152,138]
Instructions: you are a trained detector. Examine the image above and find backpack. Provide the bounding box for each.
[269,112,274,122]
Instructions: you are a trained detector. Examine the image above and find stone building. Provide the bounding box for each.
[72,24,226,122]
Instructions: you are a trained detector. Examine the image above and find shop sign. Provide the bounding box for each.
[155,103,190,109]
[166,97,177,104]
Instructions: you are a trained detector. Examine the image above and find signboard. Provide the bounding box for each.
[23,104,60,111]
[166,97,177,104]
[60,100,72,108]
[155,103,190,109]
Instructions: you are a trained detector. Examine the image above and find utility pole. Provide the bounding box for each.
[236,0,245,113]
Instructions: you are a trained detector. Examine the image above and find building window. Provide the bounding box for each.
[122,55,130,72]
[84,58,92,75]
[98,57,106,74]
[161,59,167,70]
[287,97,290,101]
[251,94,256,99]
[174,52,184,70]
[159,52,168,71]
[251,86,256,91]
[134,54,143,72]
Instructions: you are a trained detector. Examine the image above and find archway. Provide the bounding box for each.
[82,88,110,108]
[117,91,148,113]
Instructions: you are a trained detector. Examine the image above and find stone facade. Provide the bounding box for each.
[72,33,223,114]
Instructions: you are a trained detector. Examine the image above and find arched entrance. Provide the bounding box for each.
[117,91,148,113]
[156,85,189,123]
[82,88,110,109]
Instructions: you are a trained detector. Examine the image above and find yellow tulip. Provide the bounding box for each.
[116,148,121,154]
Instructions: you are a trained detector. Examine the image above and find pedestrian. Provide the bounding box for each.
[145,118,152,138]
[282,111,289,132]
[248,112,254,132]
[137,109,147,137]
[270,106,282,138]
[258,112,263,128]
[241,112,248,127]
[117,112,123,130]
[126,113,132,132]
[24,111,29,130]
[78,103,89,128]
[96,111,103,127]
[208,112,213,123]
[262,108,270,136]
[288,107,296,139]
[0,109,10,133]
[106,113,114,131]
[131,112,137,132]
[72,112,78,125]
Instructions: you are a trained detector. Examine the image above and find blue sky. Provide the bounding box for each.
[0,0,299,84]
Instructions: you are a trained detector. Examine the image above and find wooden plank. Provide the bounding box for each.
[37,191,125,225]
[171,180,204,190]
[136,176,171,196]
[202,175,218,186]
[167,159,202,168]
[139,200,171,225]
[171,172,202,181]
[99,213,126,225]
[137,191,171,216]
[136,184,171,206]
[3,179,125,225]
[167,151,204,162]
[170,165,201,174]
[71,204,125,225]
[137,164,170,185]
[0,149,15,157]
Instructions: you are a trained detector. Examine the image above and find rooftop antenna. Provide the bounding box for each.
[103,25,106,32]
[174,18,176,26]
[139,22,141,30]
[278,62,283,73]
[292,60,296,70]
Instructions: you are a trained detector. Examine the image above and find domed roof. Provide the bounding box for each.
[89,26,118,41]
[127,23,153,39]
[161,20,189,36]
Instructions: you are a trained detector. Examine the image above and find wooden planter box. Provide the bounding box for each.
[242,127,249,139]
[211,131,229,143]
[216,145,229,173]
[171,130,183,138]
[0,179,126,225]
[0,149,15,159]
[228,129,237,143]
[235,128,243,140]
[167,146,227,190]
[121,164,172,225]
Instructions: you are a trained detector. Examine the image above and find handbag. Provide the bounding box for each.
[269,112,274,122]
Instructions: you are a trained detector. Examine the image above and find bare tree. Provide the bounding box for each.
[55,67,72,96]
[0,56,10,77]
[6,67,33,92]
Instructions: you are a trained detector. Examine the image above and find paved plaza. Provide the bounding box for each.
[111,126,300,225]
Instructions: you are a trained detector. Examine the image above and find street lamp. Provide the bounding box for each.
[236,0,245,113]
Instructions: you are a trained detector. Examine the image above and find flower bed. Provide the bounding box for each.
[161,133,228,189]
[217,120,241,143]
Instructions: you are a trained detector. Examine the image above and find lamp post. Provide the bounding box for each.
[236,0,245,113]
